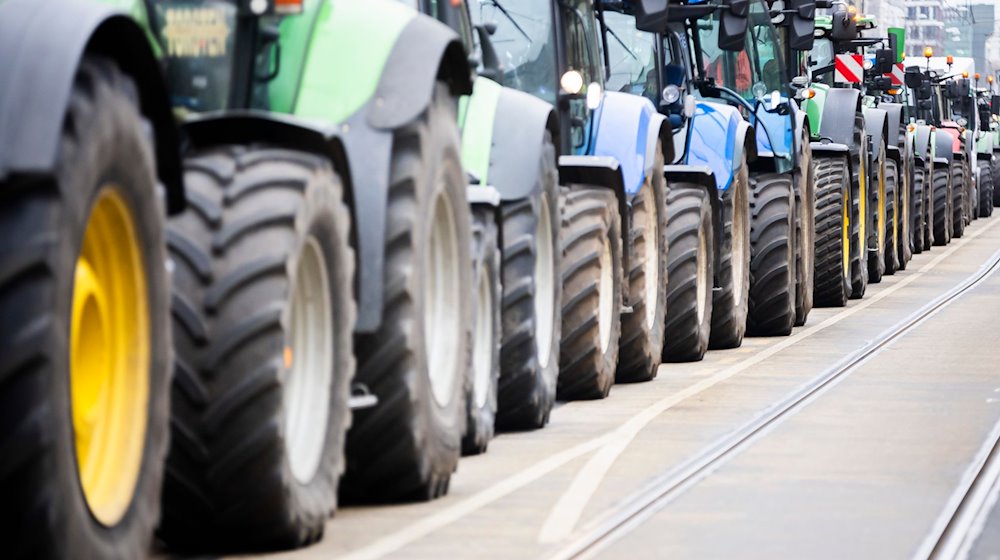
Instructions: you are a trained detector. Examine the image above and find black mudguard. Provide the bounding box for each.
[914,125,934,165]
[488,87,559,201]
[0,0,182,212]
[664,164,724,285]
[881,103,905,147]
[934,132,955,166]
[817,88,862,147]
[367,15,472,130]
[863,107,889,165]
[559,155,632,302]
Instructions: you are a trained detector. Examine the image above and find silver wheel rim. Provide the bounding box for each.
[425,189,461,408]
[643,186,659,329]
[732,177,747,303]
[696,222,709,325]
[598,235,614,353]
[285,237,333,484]
[472,262,494,409]
[534,194,556,368]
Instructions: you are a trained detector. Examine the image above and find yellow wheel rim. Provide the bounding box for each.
[71,188,150,526]
[842,187,850,274]
[859,145,867,258]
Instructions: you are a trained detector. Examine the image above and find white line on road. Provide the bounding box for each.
[537,219,1000,544]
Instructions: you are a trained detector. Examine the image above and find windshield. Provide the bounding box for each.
[155,1,238,112]
[603,11,658,103]
[698,11,752,95]
[808,37,834,86]
[471,0,558,103]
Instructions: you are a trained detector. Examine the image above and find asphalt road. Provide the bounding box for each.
[252,216,1000,560]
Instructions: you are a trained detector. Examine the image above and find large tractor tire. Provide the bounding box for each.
[912,166,926,254]
[557,186,623,400]
[884,157,900,275]
[897,158,914,270]
[495,133,561,430]
[661,187,714,362]
[618,143,668,382]
[850,131,870,299]
[867,143,887,284]
[951,160,966,239]
[462,208,501,455]
[162,147,355,551]
[0,57,170,558]
[969,161,979,222]
[812,155,852,307]
[979,161,994,218]
[933,164,952,246]
[709,159,750,349]
[794,136,816,326]
[345,84,470,501]
[747,172,796,337]
[993,156,1000,207]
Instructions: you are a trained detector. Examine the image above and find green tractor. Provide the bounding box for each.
[407,0,564,445]
[801,4,892,303]
[0,0,181,556]
[973,80,997,216]
[149,0,476,550]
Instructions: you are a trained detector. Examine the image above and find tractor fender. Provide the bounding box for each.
[367,12,472,130]
[687,100,755,192]
[559,154,632,302]
[484,85,559,201]
[817,88,862,147]
[592,91,665,198]
[881,103,905,147]
[862,107,889,165]
[914,125,934,164]
[0,0,182,212]
[664,164,724,278]
[810,142,851,155]
[793,103,810,153]
[934,131,955,165]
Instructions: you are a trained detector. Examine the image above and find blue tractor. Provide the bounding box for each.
[599,0,757,360]
[471,0,675,400]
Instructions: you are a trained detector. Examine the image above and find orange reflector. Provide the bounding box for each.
[907,124,916,133]
[924,47,934,59]
[284,346,294,368]
[963,71,969,79]
[274,0,303,14]
[989,76,995,84]
[975,73,981,80]
[947,55,954,65]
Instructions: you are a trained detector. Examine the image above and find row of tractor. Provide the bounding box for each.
[1,0,998,557]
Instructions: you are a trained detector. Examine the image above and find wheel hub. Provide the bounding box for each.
[425,189,461,407]
[284,237,333,484]
[70,188,150,527]
[535,195,556,369]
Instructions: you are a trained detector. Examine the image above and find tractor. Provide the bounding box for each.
[148,0,476,550]
[471,0,675,399]
[598,0,757,359]
[801,3,893,302]
[408,0,564,447]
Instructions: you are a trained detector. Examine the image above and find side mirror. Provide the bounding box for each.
[904,68,923,89]
[829,4,856,40]
[992,95,1000,116]
[980,106,992,128]
[474,24,503,83]
[875,49,894,75]
[787,0,816,51]
[918,85,932,101]
[633,0,670,33]
[719,0,749,52]
[946,81,961,99]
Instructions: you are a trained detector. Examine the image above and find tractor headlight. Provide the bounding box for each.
[586,82,603,110]
[662,85,681,105]
[561,70,584,95]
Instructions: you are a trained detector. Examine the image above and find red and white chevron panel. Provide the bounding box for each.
[835,54,864,84]
[886,63,904,86]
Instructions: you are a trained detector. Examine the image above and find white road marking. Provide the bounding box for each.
[339,219,1000,559]
[537,219,1000,544]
